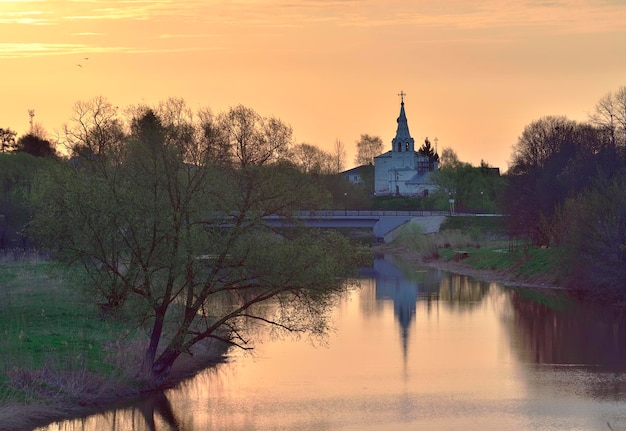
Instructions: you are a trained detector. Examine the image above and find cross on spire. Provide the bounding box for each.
[398,90,406,103]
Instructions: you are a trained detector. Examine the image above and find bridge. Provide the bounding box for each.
[262,210,448,242]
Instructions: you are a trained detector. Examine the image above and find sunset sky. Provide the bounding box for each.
[2,0,626,171]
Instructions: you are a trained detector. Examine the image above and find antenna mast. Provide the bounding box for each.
[28,109,35,133]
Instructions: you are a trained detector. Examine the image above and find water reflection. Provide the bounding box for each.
[36,256,626,431]
[364,255,491,362]
[508,289,626,371]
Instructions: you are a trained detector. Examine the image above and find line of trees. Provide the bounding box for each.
[3,97,366,387]
[421,147,503,214]
[503,86,626,299]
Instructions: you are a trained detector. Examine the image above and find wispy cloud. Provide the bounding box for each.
[0,42,227,58]
[71,32,106,36]
[1,0,624,59]
[0,10,54,25]
[0,42,135,58]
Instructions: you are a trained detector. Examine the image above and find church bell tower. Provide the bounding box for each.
[391,91,415,153]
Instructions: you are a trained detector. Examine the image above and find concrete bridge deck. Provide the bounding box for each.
[262,210,448,242]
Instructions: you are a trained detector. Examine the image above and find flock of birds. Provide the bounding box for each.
[76,57,89,68]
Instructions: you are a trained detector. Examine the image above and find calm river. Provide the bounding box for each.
[38,255,626,431]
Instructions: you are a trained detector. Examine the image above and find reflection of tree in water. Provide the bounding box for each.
[135,390,180,431]
[51,390,182,431]
[436,272,490,310]
[507,289,626,399]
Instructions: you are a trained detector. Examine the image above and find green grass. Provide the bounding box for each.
[0,259,141,406]
[439,215,510,239]
[391,215,564,286]
[442,241,565,286]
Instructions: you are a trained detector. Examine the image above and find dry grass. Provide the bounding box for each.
[390,224,479,260]
[0,248,50,264]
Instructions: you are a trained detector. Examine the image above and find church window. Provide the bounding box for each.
[397,142,402,152]
[405,142,409,151]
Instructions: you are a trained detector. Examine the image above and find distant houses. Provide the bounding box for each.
[341,164,374,185]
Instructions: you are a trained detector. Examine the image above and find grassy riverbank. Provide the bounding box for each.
[0,217,562,430]
[0,254,226,431]
[0,255,138,430]
[385,216,566,288]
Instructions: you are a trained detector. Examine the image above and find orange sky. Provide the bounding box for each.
[2,0,626,171]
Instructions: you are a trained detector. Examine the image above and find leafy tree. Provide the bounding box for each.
[30,102,361,387]
[418,137,439,170]
[506,116,578,243]
[354,134,383,166]
[438,147,460,169]
[418,137,435,158]
[557,174,626,300]
[430,149,504,213]
[15,133,57,158]
[0,128,17,153]
[0,152,54,248]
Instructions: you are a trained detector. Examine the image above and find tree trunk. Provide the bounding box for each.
[142,311,166,384]
[150,347,181,387]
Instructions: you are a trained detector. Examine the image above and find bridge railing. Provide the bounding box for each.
[294,210,449,217]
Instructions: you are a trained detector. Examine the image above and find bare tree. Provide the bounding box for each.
[290,143,337,175]
[219,105,292,167]
[590,92,620,147]
[510,116,576,174]
[63,96,126,159]
[615,86,626,140]
[590,86,626,149]
[331,139,346,173]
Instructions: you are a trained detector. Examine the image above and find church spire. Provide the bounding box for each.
[392,91,414,153]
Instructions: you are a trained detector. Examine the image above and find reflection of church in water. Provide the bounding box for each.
[370,257,438,360]
[366,256,488,361]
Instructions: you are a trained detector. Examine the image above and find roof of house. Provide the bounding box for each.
[341,164,374,176]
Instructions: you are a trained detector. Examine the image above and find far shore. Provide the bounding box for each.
[378,244,566,291]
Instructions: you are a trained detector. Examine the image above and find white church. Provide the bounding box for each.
[374,93,439,197]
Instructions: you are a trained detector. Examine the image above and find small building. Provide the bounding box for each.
[374,94,439,197]
[341,164,374,185]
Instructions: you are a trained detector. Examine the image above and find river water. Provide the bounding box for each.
[38,255,626,431]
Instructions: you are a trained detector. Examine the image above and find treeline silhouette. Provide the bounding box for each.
[503,86,626,300]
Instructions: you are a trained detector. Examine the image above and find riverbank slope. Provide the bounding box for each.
[379,215,566,290]
[0,257,229,431]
